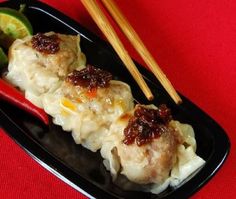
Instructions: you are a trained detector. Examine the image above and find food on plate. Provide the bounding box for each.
[4,31,205,194]
[101,104,205,194]
[0,6,33,39]
[42,65,134,152]
[0,6,50,124]
[6,32,86,107]
[0,5,33,67]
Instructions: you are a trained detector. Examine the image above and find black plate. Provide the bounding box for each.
[0,1,230,198]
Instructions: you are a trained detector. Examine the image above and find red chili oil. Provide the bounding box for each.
[31,33,60,54]
[66,65,112,90]
[123,105,172,146]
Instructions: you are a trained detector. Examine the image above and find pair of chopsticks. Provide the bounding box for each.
[81,0,182,104]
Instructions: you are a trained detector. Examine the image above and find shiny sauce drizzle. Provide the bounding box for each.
[67,65,112,90]
[123,105,172,146]
[31,33,60,54]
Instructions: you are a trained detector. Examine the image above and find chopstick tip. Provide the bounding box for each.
[147,94,154,101]
[176,99,183,105]
[174,95,183,105]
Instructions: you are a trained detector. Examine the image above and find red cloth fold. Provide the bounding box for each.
[1,0,236,198]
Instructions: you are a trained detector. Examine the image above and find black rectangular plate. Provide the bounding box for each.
[0,1,230,198]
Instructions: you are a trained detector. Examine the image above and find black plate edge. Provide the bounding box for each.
[0,0,231,198]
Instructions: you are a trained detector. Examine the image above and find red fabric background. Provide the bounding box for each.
[1,0,236,198]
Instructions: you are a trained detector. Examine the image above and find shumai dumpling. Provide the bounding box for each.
[42,65,134,152]
[6,32,86,107]
[101,104,205,194]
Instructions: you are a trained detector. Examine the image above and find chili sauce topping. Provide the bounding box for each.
[123,104,172,146]
[66,65,112,90]
[31,33,60,54]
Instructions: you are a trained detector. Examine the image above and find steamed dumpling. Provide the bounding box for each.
[100,104,205,194]
[101,105,181,184]
[6,32,86,107]
[42,66,134,152]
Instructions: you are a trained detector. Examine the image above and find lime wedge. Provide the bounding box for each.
[0,47,8,67]
[0,7,33,39]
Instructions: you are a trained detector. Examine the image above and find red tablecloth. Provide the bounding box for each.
[1,0,236,198]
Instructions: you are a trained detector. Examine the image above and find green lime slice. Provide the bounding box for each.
[0,47,8,67]
[0,7,33,39]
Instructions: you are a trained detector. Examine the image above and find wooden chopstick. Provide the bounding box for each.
[81,0,153,100]
[100,0,182,104]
